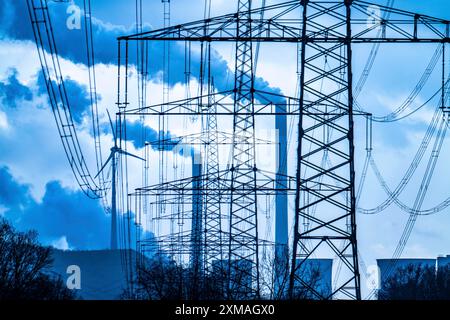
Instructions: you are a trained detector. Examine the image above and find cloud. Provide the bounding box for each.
[0,68,32,108]
[0,165,32,210]
[0,164,109,249]
[0,0,124,65]
[0,65,94,126]
[0,165,152,250]
[51,235,71,251]
[0,0,287,167]
[36,70,95,125]
[0,110,7,130]
[0,0,286,100]
[21,180,110,249]
[0,64,95,126]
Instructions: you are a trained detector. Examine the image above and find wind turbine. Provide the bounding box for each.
[96,110,144,250]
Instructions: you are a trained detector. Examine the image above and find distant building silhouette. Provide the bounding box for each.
[377,256,450,295]
[437,255,450,270]
[377,258,436,286]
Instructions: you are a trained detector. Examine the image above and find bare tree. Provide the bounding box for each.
[0,218,75,300]
[379,263,450,300]
[134,255,186,300]
[259,247,326,300]
[132,244,330,300]
[133,255,228,300]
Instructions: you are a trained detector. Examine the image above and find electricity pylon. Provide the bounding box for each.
[119,0,450,299]
[227,0,260,299]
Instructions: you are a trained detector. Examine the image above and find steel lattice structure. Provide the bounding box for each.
[227,0,260,298]
[202,80,226,291]
[117,0,450,300]
[289,0,360,300]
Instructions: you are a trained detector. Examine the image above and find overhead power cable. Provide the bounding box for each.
[358,106,441,215]
[365,115,447,300]
[26,0,102,198]
[359,75,450,215]
[83,0,106,198]
[354,0,395,99]
[355,45,442,123]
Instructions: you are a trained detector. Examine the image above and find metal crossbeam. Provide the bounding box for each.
[119,1,450,43]
[131,169,296,197]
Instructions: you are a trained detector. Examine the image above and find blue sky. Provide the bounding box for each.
[0,0,450,297]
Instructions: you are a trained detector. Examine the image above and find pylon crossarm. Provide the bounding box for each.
[118,1,449,43]
[145,131,274,147]
[130,169,297,196]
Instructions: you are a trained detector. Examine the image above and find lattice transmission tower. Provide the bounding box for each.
[117,0,449,300]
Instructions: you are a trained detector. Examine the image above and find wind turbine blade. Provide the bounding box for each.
[106,109,117,142]
[118,149,145,161]
[95,152,113,179]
